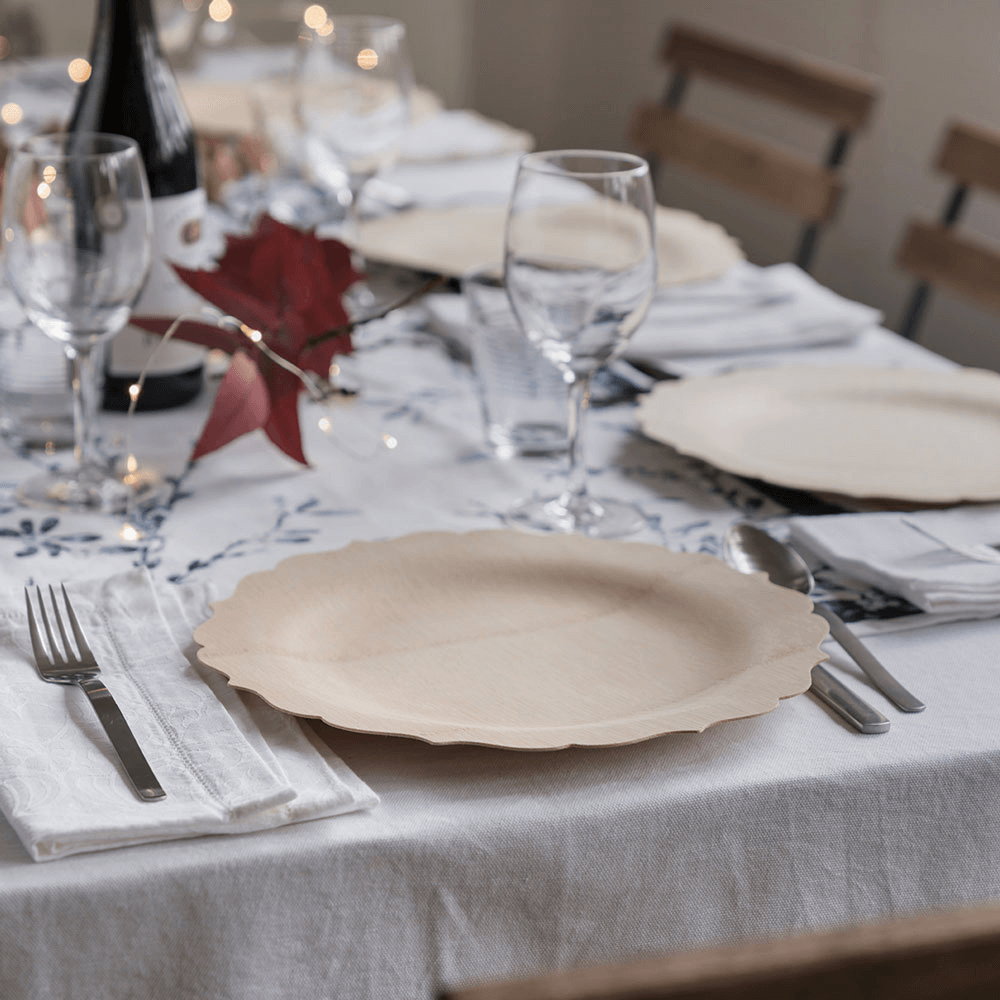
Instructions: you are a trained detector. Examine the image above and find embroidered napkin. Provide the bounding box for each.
[623,261,882,361]
[790,505,1000,620]
[0,570,377,861]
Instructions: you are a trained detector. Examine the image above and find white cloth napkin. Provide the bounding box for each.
[623,261,882,361]
[401,110,532,163]
[790,505,1000,620]
[0,570,377,861]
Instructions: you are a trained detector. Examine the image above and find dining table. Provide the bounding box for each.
[3,46,1000,1000]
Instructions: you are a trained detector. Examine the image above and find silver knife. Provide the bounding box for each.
[810,664,890,734]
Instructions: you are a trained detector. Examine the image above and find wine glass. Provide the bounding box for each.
[296,14,411,217]
[295,14,411,312]
[504,150,656,538]
[2,132,153,511]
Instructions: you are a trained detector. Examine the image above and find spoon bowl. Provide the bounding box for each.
[724,522,924,714]
[724,522,814,595]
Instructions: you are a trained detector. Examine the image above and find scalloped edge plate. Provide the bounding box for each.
[194,531,827,749]
[637,365,1000,503]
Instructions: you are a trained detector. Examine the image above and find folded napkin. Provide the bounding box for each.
[401,109,533,163]
[623,261,882,362]
[790,505,1000,621]
[0,570,377,861]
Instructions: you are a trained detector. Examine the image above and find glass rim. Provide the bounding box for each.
[517,149,650,179]
[13,131,141,162]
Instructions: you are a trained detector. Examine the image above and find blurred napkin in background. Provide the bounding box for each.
[623,261,882,362]
[0,570,377,861]
[790,505,1000,620]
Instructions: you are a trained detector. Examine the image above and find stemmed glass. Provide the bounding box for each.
[504,150,656,538]
[296,13,411,270]
[2,132,153,511]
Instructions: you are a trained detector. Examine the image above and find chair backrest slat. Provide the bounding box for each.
[662,24,877,130]
[630,105,842,222]
[897,220,1000,314]
[936,120,1000,196]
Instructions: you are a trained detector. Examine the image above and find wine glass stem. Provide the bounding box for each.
[67,343,99,472]
[560,374,592,511]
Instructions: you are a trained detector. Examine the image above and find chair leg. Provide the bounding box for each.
[899,282,931,341]
[794,223,820,272]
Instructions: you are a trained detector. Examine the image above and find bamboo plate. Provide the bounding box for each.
[637,365,1000,503]
[351,203,744,287]
[194,531,826,749]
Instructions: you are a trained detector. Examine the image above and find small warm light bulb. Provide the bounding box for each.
[120,523,141,542]
[303,4,327,29]
[128,383,141,401]
[382,433,398,450]
[126,454,139,474]
[329,362,341,378]
[316,19,333,37]
[1,102,22,125]
[356,48,378,70]
[208,0,232,23]
[67,58,91,83]
[36,182,51,199]
[4,228,13,243]
[42,165,56,184]
[317,416,332,433]
[241,324,263,343]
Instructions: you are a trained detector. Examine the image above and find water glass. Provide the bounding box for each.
[463,267,568,459]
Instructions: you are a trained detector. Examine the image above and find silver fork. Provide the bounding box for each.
[25,584,166,801]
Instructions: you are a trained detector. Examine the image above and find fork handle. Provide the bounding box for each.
[814,605,926,713]
[77,677,166,801]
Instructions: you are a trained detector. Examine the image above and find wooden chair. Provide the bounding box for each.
[897,119,1000,341]
[628,24,878,272]
[438,899,1000,999]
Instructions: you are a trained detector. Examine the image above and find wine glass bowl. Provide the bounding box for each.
[504,150,656,537]
[296,14,412,213]
[1,132,153,511]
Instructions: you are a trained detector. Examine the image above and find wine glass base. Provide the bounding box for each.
[17,465,155,515]
[505,495,646,539]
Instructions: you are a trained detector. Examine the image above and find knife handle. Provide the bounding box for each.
[810,664,890,734]
[813,605,925,713]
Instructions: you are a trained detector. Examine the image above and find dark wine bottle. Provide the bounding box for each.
[68,0,206,411]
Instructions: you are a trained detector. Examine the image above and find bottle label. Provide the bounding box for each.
[109,188,210,377]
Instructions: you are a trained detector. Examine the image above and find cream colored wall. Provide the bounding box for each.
[33,0,1000,369]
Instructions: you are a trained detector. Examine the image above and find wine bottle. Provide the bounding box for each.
[68,0,206,411]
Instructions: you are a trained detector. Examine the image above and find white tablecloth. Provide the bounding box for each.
[1,101,997,995]
[1,307,998,999]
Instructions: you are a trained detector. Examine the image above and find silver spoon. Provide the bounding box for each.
[725,523,924,715]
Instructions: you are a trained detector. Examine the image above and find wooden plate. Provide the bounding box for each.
[194,531,826,749]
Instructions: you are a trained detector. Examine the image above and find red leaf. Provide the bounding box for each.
[133,215,360,467]
[262,370,309,467]
[190,352,270,461]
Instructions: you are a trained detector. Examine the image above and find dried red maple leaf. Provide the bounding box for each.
[133,215,361,466]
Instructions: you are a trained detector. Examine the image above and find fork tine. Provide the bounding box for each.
[24,588,51,670]
[35,585,65,667]
[60,584,96,663]
[48,585,76,660]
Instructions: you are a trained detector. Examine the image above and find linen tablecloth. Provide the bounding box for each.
[2,300,999,999]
